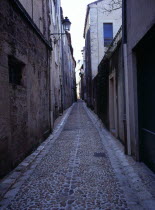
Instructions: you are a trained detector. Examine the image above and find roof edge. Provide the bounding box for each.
[83,0,104,38]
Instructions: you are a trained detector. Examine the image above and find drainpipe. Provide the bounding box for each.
[122,0,131,155]
[48,47,52,132]
[60,16,65,113]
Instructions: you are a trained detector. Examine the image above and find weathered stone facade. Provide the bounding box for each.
[0,0,51,177]
[49,1,76,123]
[19,0,49,39]
[84,29,93,107]
[49,0,62,124]
[62,32,76,110]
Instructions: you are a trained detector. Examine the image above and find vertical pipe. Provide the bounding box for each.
[60,10,64,113]
[48,47,52,132]
[122,0,127,154]
[48,1,53,130]
[122,0,131,155]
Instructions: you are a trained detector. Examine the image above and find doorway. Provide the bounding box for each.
[136,27,155,172]
[109,72,118,137]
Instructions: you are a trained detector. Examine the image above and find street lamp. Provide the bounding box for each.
[62,17,71,32]
[50,17,71,36]
[50,16,71,113]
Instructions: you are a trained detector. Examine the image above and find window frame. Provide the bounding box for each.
[103,23,113,47]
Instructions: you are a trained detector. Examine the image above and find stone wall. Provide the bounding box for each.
[84,29,93,108]
[0,0,51,177]
[49,0,62,123]
[19,0,50,39]
[62,33,76,110]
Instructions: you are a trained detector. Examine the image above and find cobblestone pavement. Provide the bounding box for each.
[0,101,155,210]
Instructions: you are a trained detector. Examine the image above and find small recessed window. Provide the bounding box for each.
[8,56,24,85]
[103,23,113,47]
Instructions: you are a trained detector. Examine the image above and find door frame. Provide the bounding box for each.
[109,71,118,137]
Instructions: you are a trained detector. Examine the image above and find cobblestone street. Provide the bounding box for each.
[0,101,155,210]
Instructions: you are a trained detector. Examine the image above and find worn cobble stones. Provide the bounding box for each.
[0,101,155,209]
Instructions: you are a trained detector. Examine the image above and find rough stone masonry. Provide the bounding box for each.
[0,0,51,177]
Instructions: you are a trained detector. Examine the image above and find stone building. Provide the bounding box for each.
[83,0,122,107]
[19,0,49,38]
[49,0,63,124]
[0,0,51,177]
[49,1,76,123]
[62,32,76,110]
[122,0,155,172]
[0,0,76,177]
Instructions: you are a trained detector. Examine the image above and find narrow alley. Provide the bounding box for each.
[0,101,155,209]
[1,0,155,209]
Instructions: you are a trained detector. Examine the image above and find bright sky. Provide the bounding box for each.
[61,0,93,62]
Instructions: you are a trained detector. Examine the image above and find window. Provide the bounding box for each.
[103,23,113,47]
[8,56,24,85]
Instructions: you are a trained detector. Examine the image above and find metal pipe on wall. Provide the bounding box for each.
[122,0,131,155]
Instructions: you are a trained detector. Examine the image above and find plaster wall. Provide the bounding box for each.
[127,0,155,52]
[125,0,155,158]
[109,43,125,143]
[89,0,122,78]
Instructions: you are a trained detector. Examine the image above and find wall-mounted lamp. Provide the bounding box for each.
[62,17,71,32]
[50,17,71,36]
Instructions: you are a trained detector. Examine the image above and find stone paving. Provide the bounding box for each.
[0,101,155,210]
